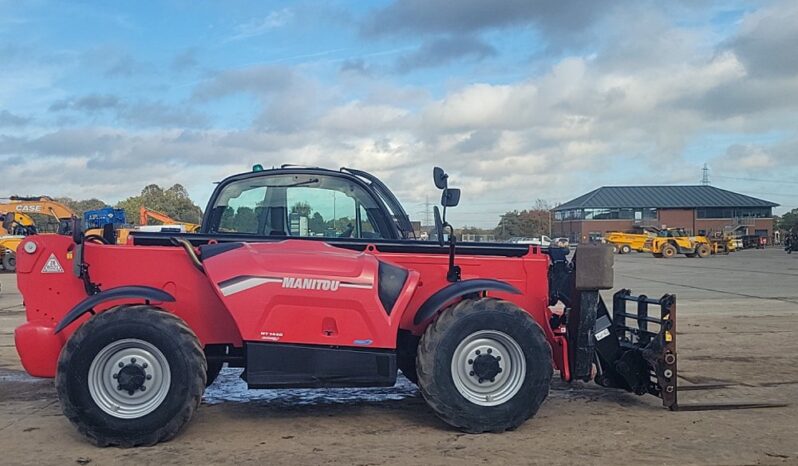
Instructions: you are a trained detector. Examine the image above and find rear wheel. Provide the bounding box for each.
[661,244,677,258]
[2,252,15,272]
[620,245,631,254]
[696,244,710,258]
[416,298,552,433]
[56,305,206,447]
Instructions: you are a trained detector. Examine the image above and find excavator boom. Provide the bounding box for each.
[139,207,200,232]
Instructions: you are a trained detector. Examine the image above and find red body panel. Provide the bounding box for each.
[203,241,420,349]
[14,235,566,379]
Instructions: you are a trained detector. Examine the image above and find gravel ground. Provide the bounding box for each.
[1,247,797,465]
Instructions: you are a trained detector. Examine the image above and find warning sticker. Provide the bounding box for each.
[41,254,65,274]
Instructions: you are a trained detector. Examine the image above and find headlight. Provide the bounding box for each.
[23,241,37,254]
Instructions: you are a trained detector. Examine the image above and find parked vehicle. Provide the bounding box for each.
[510,235,552,247]
[645,228,711,258]
[605,230,655,254]
[0,197,77,272]
[14,166,678,446]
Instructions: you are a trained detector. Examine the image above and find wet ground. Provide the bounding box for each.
[1,248,797,465]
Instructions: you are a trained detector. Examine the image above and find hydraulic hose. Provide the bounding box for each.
[171,237,205,274]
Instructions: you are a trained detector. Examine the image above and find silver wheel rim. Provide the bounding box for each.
[450,330,526,407]
[88,338,171,419]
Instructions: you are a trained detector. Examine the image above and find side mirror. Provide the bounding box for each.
[441,188,460,207]
[433,167,448,190]
[433,206,444,246]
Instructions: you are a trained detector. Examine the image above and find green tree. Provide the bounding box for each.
[55,197,109,216]
[309,212,326,234]
[291,202,312,217]
[777,209,798,232]
[494,202,552,240]
[231,206,258,232]
[116,184,203,225]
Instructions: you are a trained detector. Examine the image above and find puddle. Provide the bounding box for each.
[203,367,419,407]
[0,370,46,383]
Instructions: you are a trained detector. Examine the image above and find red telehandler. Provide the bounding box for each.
[14,166,677,446]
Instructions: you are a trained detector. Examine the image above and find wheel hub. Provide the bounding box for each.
[115,361,148,396]
[471,353,501,382]
[451,330,526,406]
[88,339,171,419]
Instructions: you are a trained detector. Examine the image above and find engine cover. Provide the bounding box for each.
[201,240,416,349]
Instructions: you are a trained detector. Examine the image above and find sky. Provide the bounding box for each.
[1,0,797,228]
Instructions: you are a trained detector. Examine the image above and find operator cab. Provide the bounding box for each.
[203,167,413,240]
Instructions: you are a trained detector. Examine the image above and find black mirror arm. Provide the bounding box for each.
[445,223,461,282]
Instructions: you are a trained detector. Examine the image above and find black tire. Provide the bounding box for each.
[661,244,677,258]
[696,244,710,258]
[55,305,206,447]
[416,298,552,433]
[2,252,15,272]
[620,245,631,254]
[205,360,224,387]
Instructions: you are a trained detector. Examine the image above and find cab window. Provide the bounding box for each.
[211,174,390,239]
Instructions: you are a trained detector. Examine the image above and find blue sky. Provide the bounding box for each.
[1,0,797,227]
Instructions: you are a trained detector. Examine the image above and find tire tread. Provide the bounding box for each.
[55,305,206,447]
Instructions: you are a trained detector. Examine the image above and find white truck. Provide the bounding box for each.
[509,235,552,247]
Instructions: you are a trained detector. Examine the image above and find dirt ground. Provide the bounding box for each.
[1,248,797,465]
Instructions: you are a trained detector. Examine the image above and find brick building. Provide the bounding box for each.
[552,185,778,244]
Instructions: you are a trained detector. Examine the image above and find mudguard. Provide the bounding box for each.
[53,286,175,334]
[412,278,521,325]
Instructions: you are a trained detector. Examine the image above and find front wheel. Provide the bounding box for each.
[620,245,632,254]
[2,252,15,272]
[696,244,711,258]
[55,305,207,447]
[416,298,552,433]
[661,244,677,258]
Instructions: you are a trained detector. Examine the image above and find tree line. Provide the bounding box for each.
[459,199,553,240]
[57,184,203,225]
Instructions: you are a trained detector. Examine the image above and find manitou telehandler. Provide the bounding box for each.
[14,166,677,447]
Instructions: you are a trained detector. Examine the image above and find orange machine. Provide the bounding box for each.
[139,207,200,232]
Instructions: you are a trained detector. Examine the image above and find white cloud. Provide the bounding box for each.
[227,9,294,42]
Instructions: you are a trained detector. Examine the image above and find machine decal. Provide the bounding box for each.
[218,275,373,296]
[41,254,64,274]
[260,331,283,341]
[218,276,283,296]
[282,277,340,291]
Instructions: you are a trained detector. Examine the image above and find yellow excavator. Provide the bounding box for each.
[0,196,77,233]
[0,197,77,272]
[0,211,37,236]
